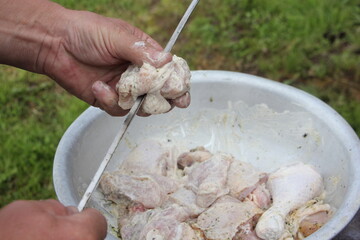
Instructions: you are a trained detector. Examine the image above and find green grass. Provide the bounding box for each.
[1,0,359,207]
[0,68,88,205]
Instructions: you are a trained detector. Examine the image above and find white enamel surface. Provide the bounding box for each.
[53,70,360,240]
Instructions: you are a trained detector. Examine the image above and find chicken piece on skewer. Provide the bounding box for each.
[255,162,324,240]
[116,55,191,115]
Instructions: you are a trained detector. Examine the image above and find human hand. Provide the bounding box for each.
[42,4,193,116]
[117,55,191,115]
[44,9,179,116]
[0,0,190,116]
[0,199,107,240]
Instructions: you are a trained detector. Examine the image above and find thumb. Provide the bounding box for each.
[113,25,173,67]
[69,208,108,239]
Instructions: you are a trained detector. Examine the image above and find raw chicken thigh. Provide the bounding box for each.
[99,141,332,240]
[116,55,191,115]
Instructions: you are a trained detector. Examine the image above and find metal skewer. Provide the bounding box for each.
[77,0,200,212]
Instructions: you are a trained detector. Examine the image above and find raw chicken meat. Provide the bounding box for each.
[177,146,213,169]
[175,223,203,240]
[186,152,233,208]
[119,208,153,240]
[100,173,178,208]
[99,141,331,240]
[118,139,179,178]
[195,195,263,240]
[227,160,268,201]
[247,183,272,210]
[255,162,324,240]
[116,55,190,115]
[284,199,332,239]
[120,204,190,240]
[168,187,206,217]
[234,215,263,240]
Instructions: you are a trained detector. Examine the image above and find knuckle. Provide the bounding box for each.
[32,211,57,229]
[43,199,62,206]
[8,200,27,207]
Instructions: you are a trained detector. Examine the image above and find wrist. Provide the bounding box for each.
[0,0,68,73]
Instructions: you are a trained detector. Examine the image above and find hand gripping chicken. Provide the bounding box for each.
[255,162,324,240]
[116,55,191,115]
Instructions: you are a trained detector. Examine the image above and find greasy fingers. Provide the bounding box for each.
[92,81,129,116]
[65,206,79,215]
[67,208,107,240]
[171,92,191,108]
[136,107,151,117]
[125,41,172,68]
[33,199,69,216]
[0,200,107,240]
[112,23,172,68]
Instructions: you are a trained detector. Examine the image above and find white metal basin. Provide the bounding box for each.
[53,70,360,240]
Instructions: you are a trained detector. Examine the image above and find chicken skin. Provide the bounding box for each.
[116,55,190,115]
[99,142,331,240]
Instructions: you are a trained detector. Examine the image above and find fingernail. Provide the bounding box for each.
[92,81,112,94]
[174,92,191,108]
[149,51,172,66]
[133,41,146,48]
[92,81,102,94]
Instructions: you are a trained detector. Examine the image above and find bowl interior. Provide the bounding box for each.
[54,70,360,240]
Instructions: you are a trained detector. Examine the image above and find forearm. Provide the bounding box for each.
[0,0,67,73]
